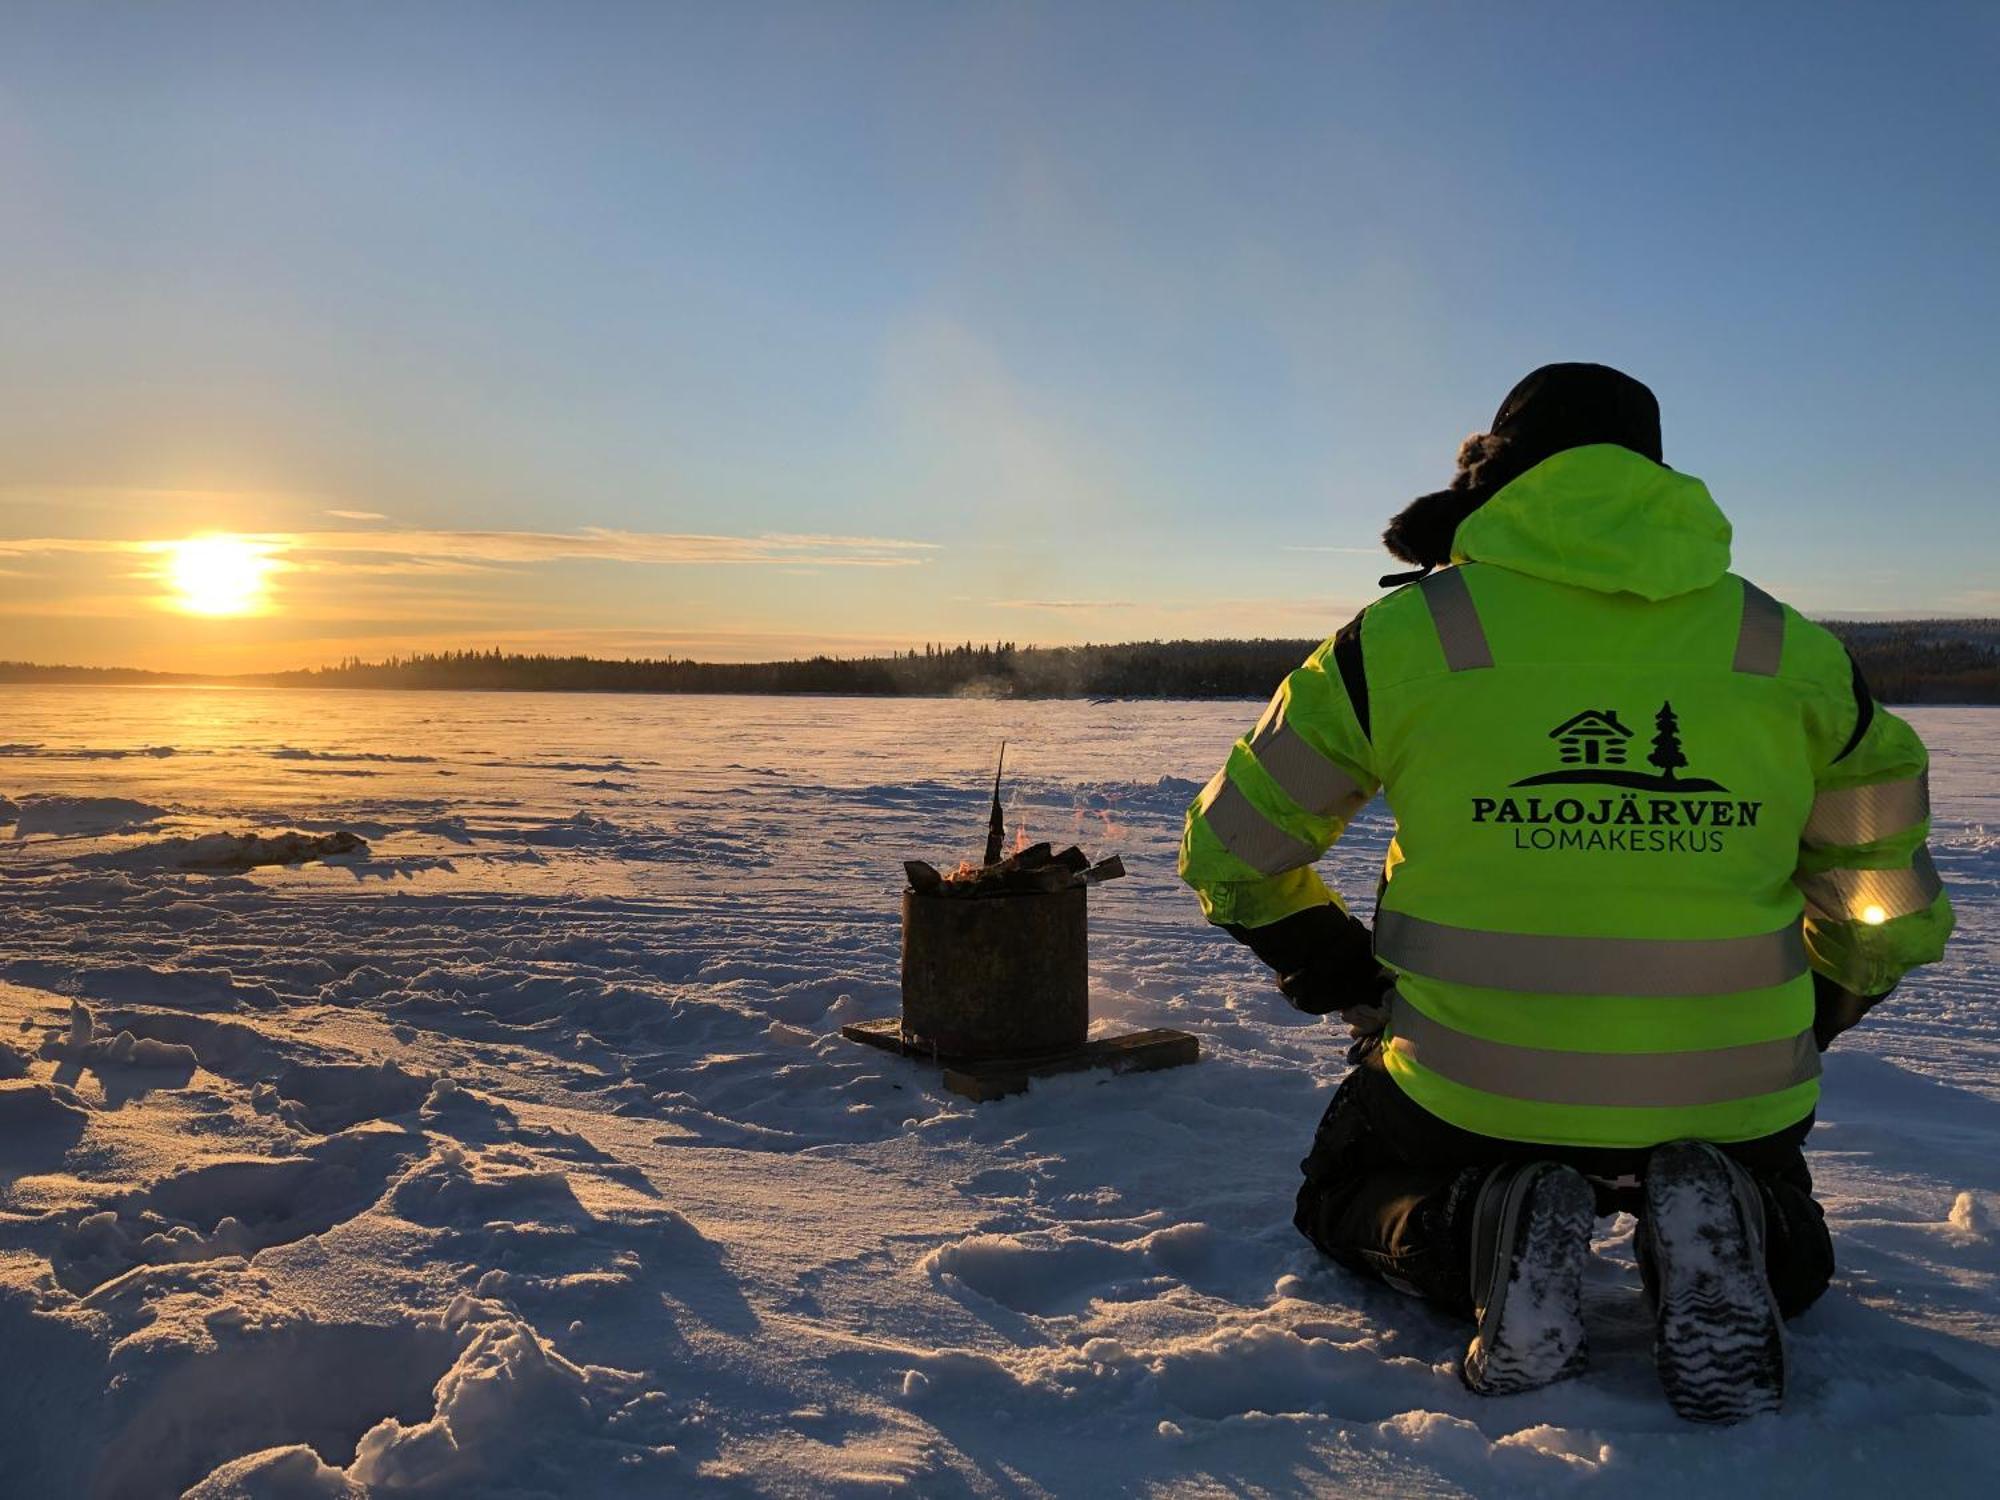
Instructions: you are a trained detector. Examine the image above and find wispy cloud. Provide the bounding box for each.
[291,528,938,569]
[325,508,388,521]
[0,527,939,570]
[0,537,147,557]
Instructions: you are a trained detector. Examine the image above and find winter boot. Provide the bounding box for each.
[1460,1160,1596,1395]
[1640,1140,1786,1423]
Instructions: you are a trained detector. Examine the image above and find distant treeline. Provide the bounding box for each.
[256,641,1320,699]
[0,662,195,685]
[1825,619,2000,704]
[3,619,1996,702]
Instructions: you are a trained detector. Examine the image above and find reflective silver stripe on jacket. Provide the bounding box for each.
[1732,580,1785,675]
[1387,999,1822,1109]
[1374,910,1808,995]
[1803,772,1929,848]
[1196,772,1319,875]
[1797,845,1943,923]
[1419,568,1494,672]
[1247,710,1369,820]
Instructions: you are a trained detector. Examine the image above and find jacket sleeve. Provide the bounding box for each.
[1795,654,1954,1043]
[1178,632,1380,934]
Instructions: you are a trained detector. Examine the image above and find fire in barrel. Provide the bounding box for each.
[843,740,1194,1100]
[900,742,1126,1059]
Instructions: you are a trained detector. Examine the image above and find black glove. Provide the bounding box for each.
[1224,904,1394,1033]
[1813,971,1893,1051]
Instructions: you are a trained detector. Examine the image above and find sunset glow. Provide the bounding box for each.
[0,3,1986,678]
[163,536,277,617]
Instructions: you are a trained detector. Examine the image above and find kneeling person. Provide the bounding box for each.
[1179,364,1953,1422]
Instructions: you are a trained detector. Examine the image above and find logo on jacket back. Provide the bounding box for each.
[1470,701,1763,854]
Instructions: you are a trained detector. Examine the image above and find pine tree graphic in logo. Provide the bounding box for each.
[1649,701,1689,784]
[1513,700,1726,792]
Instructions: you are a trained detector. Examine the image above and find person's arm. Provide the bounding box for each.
[1797,653,1955,1048]
[1179,629,1385,1021]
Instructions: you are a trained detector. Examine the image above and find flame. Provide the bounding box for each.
[944,821,1029,882]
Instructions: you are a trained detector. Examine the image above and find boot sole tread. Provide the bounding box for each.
[1464,1166,1595,1396]
[1645,1143,1784,1424]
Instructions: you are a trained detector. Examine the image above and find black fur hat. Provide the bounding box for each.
[1381,363,1664,571]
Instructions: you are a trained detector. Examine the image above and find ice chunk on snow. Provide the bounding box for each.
[347,1313,599,1489]
[42,1001,200,1070]
[100,1029,202,1068]
[182,1443,365,1498]
[1948,1190,1989,1236]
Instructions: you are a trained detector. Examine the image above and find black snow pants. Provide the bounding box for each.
[1294,1041,1836,1320]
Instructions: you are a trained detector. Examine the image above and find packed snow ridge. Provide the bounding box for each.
[9,793,169,838]
[88,830,371,873]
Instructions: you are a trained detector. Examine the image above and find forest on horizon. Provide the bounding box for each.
[4,618,1998,704]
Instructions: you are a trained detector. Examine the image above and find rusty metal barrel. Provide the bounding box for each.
[900,884,1088,1059]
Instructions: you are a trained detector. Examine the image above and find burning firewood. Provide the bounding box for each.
[860,745,1193,1099]
[907,760,1128,897]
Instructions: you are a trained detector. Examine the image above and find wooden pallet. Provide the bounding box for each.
[839,1016,1199,1102]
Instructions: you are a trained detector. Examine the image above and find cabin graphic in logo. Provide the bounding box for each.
[1549,709,1632,767]
[1512,701,1727,792]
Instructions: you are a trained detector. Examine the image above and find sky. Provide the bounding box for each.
[0,1,1994,672]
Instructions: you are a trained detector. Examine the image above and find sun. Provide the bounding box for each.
[164,535,277,617]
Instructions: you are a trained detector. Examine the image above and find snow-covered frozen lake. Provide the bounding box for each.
[1,687,1995,1498]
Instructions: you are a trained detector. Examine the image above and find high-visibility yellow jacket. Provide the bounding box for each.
[1180,444,1954,1149]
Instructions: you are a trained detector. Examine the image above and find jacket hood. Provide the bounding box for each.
[1381,363,1665,573]
[1450,443,1732,601]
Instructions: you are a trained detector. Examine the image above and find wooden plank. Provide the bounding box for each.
[839,1016,1199,1101]
[840,1017,919,1054]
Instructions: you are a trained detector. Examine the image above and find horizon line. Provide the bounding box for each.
[4,612,1997,682]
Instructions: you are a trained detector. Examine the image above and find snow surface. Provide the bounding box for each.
[0,686,1994,1498]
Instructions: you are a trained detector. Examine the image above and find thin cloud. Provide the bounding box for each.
[0,527,939,569]
[0,537,145,557]
[325,509,388,521]
[304,557,513,578]
[284,528,937,568]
